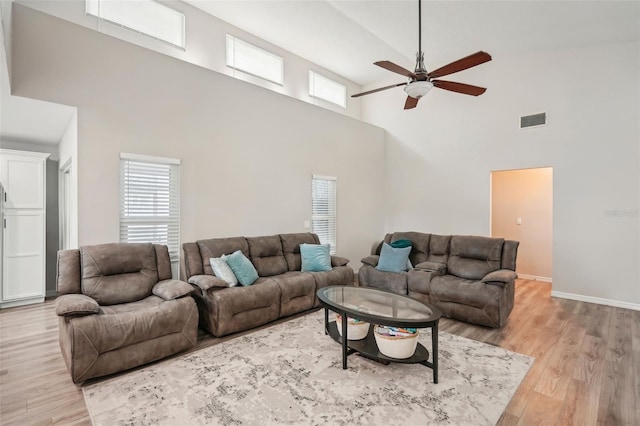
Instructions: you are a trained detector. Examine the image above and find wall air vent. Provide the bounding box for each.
[520,112,547,129]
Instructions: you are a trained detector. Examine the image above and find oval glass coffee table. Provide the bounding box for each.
[317,286,442,383]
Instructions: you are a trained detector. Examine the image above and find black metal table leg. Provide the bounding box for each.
[324,308,329,335]
[432,321,439,384]
[342,312,348,369]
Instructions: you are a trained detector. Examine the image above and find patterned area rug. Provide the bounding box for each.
[83,310,533,425]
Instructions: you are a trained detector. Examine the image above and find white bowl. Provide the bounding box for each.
[336,315,370,340]
[374,326,419,359]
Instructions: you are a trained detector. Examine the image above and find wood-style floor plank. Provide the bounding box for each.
[1,279,638,425]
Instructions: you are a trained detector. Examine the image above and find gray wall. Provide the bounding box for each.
[11,5,387,268]
[45,158,58,296]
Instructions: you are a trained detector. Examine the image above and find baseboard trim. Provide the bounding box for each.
[551,291,640,311]
[518,274,552,283]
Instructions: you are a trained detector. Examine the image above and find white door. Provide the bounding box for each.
[2,210,45,301]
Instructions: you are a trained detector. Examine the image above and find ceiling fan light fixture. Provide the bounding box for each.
[404,80,434,99]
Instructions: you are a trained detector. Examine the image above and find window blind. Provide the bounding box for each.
[226,34,284,85]
[309,71,347,108]
[120,155,180,264]
[311,175,337,254]
[86,0,186,48]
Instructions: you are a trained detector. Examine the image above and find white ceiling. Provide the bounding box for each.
[0,3,76,146]
[1,0,639,146]
[186,0,640,86]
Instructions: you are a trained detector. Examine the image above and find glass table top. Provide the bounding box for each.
[317,286,440,324]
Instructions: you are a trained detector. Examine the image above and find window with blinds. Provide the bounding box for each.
[86,0,186,48]
[120,154,180,270]
[311,175,337,254]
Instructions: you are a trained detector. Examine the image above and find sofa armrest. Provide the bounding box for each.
[361,255,379,267]
[331,256,349,267]
[414,261,447,274]
[188,275,228,295]
[153,279,194,300]
[482,269,518,285]
[55,294,100,317]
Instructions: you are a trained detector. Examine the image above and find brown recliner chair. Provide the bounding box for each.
[55,243,198,384]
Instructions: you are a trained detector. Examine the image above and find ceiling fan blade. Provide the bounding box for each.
[433,80,487,96]
[351,82,408,98]
[404,96,419,110]
[374,61,418,79]
[427,51,492,79]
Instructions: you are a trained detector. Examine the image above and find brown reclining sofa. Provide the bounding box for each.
[182,232,353,337]
[359,232,519,328]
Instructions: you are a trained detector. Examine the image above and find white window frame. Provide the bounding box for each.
[226,34,284,85]
[120,153,180,277]
[309,71,347,108]
[311,175,337,255]
[86,0,186,49]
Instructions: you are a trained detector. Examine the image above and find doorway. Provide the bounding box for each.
[490,167,553,282]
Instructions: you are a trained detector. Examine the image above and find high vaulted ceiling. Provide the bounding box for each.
[186,0,640,86]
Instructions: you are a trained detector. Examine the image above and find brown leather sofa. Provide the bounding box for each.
[55,243,198,384]
[182,233,353,337]
[359,232,519,328]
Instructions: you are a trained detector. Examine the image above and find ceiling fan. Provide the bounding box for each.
[351,0,492,110]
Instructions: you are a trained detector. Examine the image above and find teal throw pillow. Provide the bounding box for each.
[376,243,411,273]
[300,243,332,272]
[223,250,259,286]
[390,239,413,249]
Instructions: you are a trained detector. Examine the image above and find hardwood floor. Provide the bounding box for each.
[0,279,637,425]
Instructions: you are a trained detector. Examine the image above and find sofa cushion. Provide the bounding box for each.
[280,233,320,271]
[247,235,289,277]
[80,243,158,305]
[75,295,193,354]
[376,243,411,273]
[361,255,379,267]
[300,243,332,272]
[206,279,281,336]
[447,236,504,280]
[358,264,407,295]
[430,274,504,310]
[197,237,249,276]
[224,250,259,286]
[209,257,238,287]
[270,271,316,317]
[391,232,430,265]
[427,234,451,264]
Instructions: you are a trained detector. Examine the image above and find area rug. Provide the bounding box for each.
[83,311,533,425]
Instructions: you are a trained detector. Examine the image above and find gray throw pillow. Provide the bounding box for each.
[210,257,238,287]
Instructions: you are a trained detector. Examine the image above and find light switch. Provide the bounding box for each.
[304,220,311,229]
[516,217,522,225]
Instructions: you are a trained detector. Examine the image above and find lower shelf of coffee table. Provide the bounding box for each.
[327,321,430,365]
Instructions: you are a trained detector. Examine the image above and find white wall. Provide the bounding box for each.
[11,5,386,267]
[362,41,640,306]
[58,112,78,249]
[17,0,362,120]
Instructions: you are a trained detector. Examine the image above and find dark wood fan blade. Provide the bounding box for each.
[404,96,419,110]
[427,51,492,79]
[351,82,407,98]
[433,80,487,96]
[374,61,418,79]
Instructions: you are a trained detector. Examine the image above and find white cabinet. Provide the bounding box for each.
[0,149,49,309]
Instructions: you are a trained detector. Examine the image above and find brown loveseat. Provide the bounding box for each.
[182,233,353,337]
[359,232,519,328]
[55,243,198,384]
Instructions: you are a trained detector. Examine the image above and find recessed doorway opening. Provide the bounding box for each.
[490,167,553,283]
